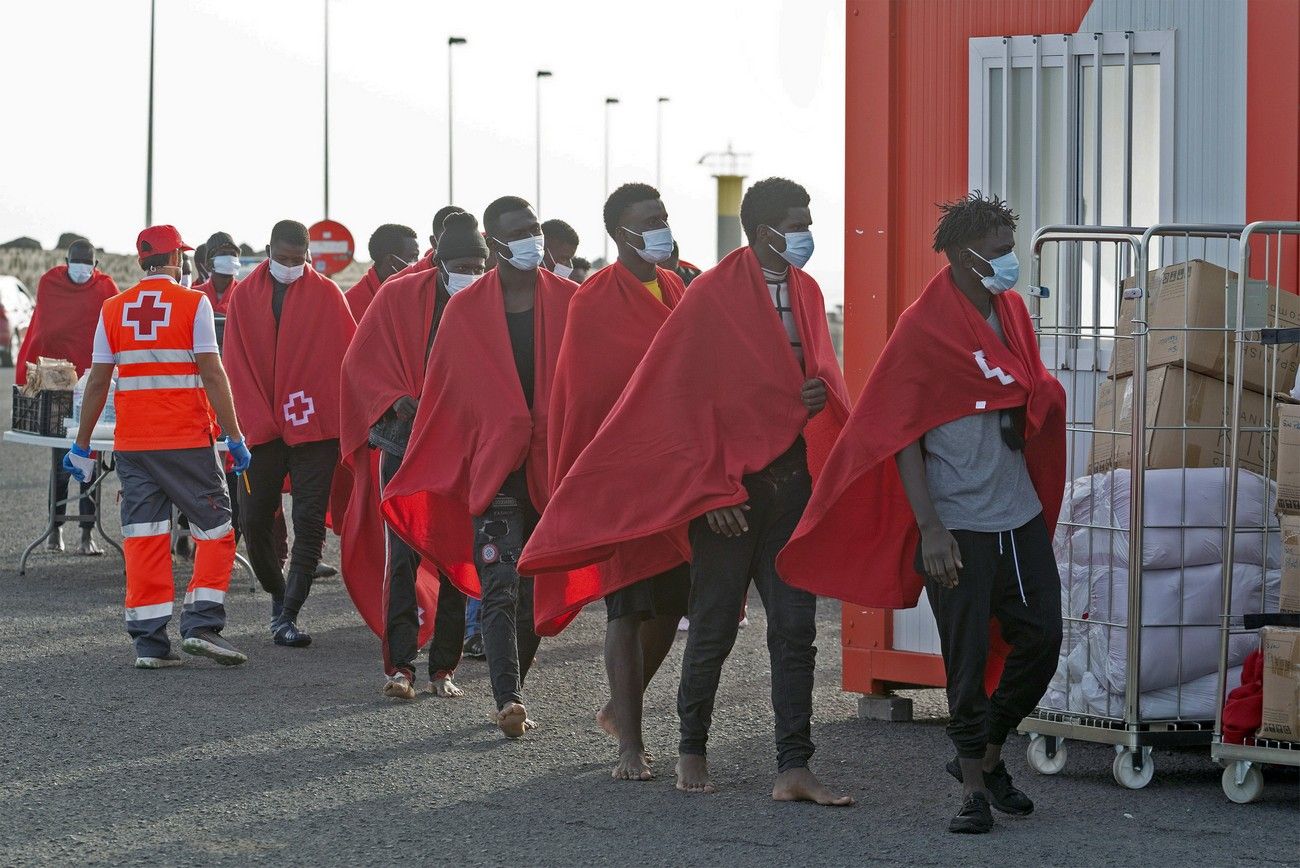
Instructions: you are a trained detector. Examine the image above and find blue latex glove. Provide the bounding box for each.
[64,443,96,483]
[228,438,252,475]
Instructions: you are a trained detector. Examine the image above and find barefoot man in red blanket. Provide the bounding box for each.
[382,197,590,738]
[336,213,487,700]
[531,183,689,781]
[779,193,1066,833]
[521,178,852,805]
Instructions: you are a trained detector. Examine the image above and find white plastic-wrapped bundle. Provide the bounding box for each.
[1044,666,1243,721]
[1055,469,1280,571]
[1086,564,1276,693]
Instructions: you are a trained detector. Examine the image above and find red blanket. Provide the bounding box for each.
[518,247,850,589]
[334,267,446,662]
[530,262,687,635]
[223,261,356,447]
[194,276,239,315]
[344,267,381,323]
[15,266,118,384]
[777,266,1067,609]
[381,267,594,598]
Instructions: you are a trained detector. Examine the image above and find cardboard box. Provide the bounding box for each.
[1090,365,1273,475]
[1278,403,1300,515]
[1111,260,1300,396]
[1258,627,1300,743]
[1281,516,1300,614]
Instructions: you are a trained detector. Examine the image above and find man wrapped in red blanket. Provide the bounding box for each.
[521,178,853,806]
[780,193,1066,834]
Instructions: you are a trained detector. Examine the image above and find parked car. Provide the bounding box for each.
[0,275,35,367]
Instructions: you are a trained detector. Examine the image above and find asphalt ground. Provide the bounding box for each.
[0,368,1296,867]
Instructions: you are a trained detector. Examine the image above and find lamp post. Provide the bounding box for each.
[447,36,467,203]
[322,0,330,219]
[603,97,620,262]
[655,96,669,190]
[145,0,156,226]
[535,70,552,214]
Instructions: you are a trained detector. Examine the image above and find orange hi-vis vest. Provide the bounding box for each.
[102,279,218,451]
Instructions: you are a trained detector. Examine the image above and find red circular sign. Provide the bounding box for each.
[308,219,354,276]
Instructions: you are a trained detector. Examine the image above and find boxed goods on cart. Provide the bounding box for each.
[1258,627,1300,742]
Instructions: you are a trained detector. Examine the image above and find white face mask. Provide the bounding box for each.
[269,258,305,284]
[444,270,477,295]
[624,226,674,264]
[211,254,240,276]
[67,263,94,284]
[492,233,545,271]
[551,261,574,280]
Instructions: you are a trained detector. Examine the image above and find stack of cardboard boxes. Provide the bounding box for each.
[1091,260,1300,475]
[1088,259,1300,742]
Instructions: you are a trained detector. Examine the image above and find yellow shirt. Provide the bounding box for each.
[641,278,662,303]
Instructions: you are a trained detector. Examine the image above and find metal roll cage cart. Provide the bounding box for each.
[1214,221,1300,804]
[1018,223,1257,788]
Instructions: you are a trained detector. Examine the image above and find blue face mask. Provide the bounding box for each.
[623,225,674,264]
[968,248,1019,294]
[770,229,815,269]
[492,233,544,271]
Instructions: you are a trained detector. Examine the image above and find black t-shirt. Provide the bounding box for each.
[271,278,288,326]
[501,306,536,505]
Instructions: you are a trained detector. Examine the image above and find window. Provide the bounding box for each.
[970,32,1174,338]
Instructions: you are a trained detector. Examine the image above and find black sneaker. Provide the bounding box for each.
[946,758,1034,815]
[182,630,248,666]
[314,562,339,579]
[462,634,485,659]
[273,620,312,648]
[949,792,994,834]
[135,651,183,669]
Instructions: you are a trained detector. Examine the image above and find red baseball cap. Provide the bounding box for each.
[136,224,194,258]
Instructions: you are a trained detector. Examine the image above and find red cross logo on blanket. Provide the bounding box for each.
[973,350,1015,386]
[283,391,315,427]
[122,291,172,341]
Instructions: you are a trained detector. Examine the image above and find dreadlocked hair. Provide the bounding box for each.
[931,191,1018,254]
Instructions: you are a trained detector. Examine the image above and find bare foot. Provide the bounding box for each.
[430,675,464,698]
[46,529,64,552]
[382,673,416,700]
[596,703,618,739]
[771,767,854,807]
[675,755,716,794]
[523,717,539,731]
[497,702,527,738]
[613,749,654,781]
[78,536,103,557]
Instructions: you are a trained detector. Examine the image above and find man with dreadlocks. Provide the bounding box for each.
[779,192,1066,833]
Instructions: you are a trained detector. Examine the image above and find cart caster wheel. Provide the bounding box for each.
[1112,747,1154,789]
[1221,762,1264,804]
[1026,734,1068,775]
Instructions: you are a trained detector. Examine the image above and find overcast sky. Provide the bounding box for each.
[0,0,846,302]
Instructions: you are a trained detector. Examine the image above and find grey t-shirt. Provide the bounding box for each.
[922,309,1042,533]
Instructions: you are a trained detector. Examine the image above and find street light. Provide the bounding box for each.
[656,96,670,190]
[323,0,331,219]
[145,0,156,226]
[603,97,620,262]
[535,70,553,214]
[448,37,468,203]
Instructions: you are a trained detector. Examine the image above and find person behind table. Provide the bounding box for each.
[541,219,580,280]
[16,237,119,557]
[65,224,252,669]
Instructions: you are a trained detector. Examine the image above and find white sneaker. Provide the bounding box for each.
[135,652,183,669]
[383,672,417,700]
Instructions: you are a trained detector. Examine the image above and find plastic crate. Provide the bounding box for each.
[11,386,74,436]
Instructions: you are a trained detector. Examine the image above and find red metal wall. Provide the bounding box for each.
[1247,0,1300,292]
[842,0,1091,695]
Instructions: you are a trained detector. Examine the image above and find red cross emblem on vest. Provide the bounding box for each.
[122,290,172,341]
[283,390,315,427]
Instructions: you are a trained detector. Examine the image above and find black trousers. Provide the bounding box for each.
[379,450,466,680]
[473,492,541,710]
[52,448,95,530]
[678,442,818,774]
[923,513,1063,759]
[240,437,339,617]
